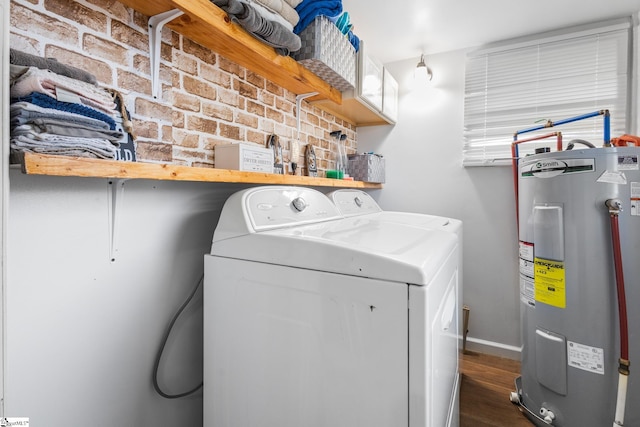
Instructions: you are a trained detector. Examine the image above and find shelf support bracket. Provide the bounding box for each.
[107,179,129,262]
[148,8,184,99]
[295,92,319,135]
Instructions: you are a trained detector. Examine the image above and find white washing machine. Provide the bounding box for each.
[327,189,462,238]
[204,186,460,427]
[327,189,463,426]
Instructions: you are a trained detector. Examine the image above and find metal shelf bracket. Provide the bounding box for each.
[148,8,184,99]
[107,179,129,262]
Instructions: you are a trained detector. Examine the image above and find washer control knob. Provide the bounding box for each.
[354,196,363,207]
[292,197,307,212]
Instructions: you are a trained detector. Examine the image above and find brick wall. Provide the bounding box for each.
[9,0,357,175]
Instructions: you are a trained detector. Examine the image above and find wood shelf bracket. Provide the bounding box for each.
[107,178,129,262]
[148,8,184,99]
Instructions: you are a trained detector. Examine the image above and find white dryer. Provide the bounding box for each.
[204,186,460,427]
[327,189,463,426]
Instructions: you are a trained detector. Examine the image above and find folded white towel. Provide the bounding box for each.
[283,0,302,8]
[10,67,116,116]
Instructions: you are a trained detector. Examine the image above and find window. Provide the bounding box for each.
[463,18,631,166]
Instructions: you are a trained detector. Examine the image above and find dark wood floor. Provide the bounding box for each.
[460,351,534,427]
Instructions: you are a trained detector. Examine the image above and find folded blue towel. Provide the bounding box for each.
[13,92,116,130]
[294,0,342,34]
[329,11,351,35]
[347,31,359,52]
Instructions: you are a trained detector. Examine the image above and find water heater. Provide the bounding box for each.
[514,147,639,426]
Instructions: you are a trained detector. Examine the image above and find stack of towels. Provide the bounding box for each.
[212,0,304,55]
[9,57,124,160]
[211,0,359,55]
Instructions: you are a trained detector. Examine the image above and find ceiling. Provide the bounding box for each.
[341,0,640,64]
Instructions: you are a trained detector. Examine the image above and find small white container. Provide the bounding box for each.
[215,143,274,173]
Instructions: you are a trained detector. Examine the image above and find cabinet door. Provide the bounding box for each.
[382,68,398,123]
[357,42,383,112]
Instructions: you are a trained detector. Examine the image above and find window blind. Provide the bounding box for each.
[463,19,631,166]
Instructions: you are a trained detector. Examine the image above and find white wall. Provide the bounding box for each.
[6,170,248,425]
[358,50,522,358]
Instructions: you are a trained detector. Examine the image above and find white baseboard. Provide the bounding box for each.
[463,336,522,360]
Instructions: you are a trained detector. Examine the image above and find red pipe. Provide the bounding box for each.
[609,213,629,361]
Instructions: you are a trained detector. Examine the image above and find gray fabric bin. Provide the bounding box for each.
[347,154,385,183]
[292,16,356,92]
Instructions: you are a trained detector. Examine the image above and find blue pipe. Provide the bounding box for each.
[550,110,603,127]
[604,110,611,145]
[516,122,549,136]
[515,110,606,138]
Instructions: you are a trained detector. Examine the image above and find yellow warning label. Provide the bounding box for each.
[534,257,566,308]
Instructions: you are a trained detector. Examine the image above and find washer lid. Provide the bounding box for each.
[213,186,342,242]
[211,186,458,285]
[327,190,462,235]
[212,214,457,286]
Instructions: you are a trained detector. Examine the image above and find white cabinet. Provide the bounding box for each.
[358,44,383,112]
[381,67,398,123]
[311,41,399,127]
[355,41,398,125]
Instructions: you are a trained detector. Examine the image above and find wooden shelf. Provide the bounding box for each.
[118,0,396,126]
[18,153,383,188]
[119,0,341,105]
[313,96,390,127]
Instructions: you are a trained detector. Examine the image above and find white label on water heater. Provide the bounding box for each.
[520,274,535,307]
[618,154,639,170]
[519,241,535,307]
[567,341,605,375]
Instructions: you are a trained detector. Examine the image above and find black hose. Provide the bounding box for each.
[152,274,204,399]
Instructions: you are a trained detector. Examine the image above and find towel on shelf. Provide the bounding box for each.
[283,0,302,8]
[328,10,360,51]
[10,67,116,116]
[239,0,294,31]
[13,120,124,142]
[10,101,113,131]
[11,133,119,159]
[10,121,119,159]
[347,30,360,52]
[13,92,117,130]
[253,0,299,27]
[330,11,351,35]
[9,95,123,160]
[294,0,342,34]
[9,49,97,85]
[212,0,301,54]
